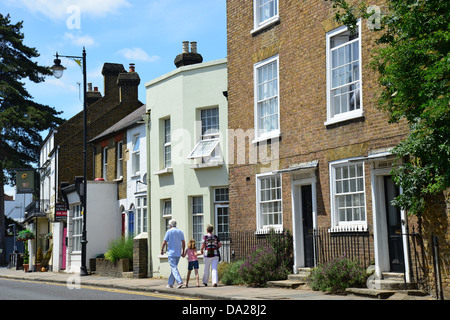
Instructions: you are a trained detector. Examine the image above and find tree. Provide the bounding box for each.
[0,13,65,265]
[327,0,450,218]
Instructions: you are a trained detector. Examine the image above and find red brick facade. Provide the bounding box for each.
[227,0,408,234]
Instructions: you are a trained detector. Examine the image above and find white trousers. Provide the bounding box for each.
[202,256,219,285]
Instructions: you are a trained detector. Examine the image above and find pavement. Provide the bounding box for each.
[0,267,436,301]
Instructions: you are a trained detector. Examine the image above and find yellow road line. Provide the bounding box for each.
[3,278,197,300]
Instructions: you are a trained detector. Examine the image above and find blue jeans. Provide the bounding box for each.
[168,256,183,286]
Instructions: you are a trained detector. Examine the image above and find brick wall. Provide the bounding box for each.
[227,0,409,232]
[55,63,142,192]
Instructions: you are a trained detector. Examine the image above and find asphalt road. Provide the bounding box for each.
[0,278,195,300]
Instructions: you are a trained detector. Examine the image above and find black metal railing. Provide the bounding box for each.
[312,226,373,269]
[220,230,293,268]
[406,227,446,299]
[25,199,50,217]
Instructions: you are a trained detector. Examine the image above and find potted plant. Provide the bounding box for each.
[36,247,43,271]
[16,229,35,242]
[17,230,34,272]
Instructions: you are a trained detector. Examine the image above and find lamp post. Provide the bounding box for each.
[50,48,88,276]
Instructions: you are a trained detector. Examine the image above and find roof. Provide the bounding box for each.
[89,104,147,142]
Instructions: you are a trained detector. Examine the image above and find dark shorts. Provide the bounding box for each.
[188,260,199,270]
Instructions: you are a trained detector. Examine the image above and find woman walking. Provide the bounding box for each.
[200,224,221,287]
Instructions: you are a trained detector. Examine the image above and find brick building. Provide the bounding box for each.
[30,62,143,272]
[90,104,147,238]
[226,0,421,284]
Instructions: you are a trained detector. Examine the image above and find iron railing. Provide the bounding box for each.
[312,226,373,269]
[220,230,293,268]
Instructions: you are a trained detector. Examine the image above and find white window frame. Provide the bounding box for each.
[256,172,283,231]
[102,147,108,180]
[253,55,280,143]
[252,0,279,33]
[162,199,172,232]
[188,107,221,162]
[132,134,140,176]
[70,204,82,253]
[329,159,367,230]
[136,196,147,234]
[192,196,204,245]
[214,188,229,241]
[116,141,123,179]
[163,118,171,168]
[325,21,363,125]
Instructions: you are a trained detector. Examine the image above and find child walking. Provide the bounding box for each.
[184,239,200,287]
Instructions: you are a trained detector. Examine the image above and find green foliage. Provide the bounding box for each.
[16,229,35,241]
[307,256,368,293]
[327,0,450,216]
[0,13,64,186]
[238,245,290,287]
[104,236,133,263]
[219,260,245,285]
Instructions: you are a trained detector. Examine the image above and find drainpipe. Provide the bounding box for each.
[144,111,152,278]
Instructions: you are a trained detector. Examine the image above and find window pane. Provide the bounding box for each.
[334,163,366,224]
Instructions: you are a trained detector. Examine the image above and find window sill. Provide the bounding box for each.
[113,176,123,182]
[324,112,364,126]
[153,168,173,175]
[329,224,368,233]
[256,226,283,234]
[251,131,281,145]
[251,17,280,35]
[190,161,223,169]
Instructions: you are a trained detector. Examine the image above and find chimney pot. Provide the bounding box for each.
[190,41,197,54]
[88,83,93,91]
[94,87,98,92]
[182,41,189,53]
[129,63,135,72]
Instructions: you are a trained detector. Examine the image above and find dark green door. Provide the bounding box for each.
[302,185,314,267]
[384,176,405,273]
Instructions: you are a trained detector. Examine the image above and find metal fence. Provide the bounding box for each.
[407,227,446,299]
[312,227,373,269]
[219,230,293,268]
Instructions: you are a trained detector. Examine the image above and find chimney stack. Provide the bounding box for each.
[174,41,203,68]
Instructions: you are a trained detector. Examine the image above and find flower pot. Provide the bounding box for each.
[23,264,29,272]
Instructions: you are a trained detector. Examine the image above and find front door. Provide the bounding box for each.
[128,210,135,236]
[301,185,314,267]
[215,204,230,262]
[384,176,405,272]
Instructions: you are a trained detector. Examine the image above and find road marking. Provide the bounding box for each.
[2,278,197,300]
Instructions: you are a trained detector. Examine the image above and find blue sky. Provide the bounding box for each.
[2,0,227,195]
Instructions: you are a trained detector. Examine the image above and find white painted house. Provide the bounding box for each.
[145,42,228,278]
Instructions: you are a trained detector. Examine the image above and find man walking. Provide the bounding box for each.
[161,219,185,288]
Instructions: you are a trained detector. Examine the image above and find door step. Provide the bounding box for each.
[366,272,418,290]
[266,268,311,289]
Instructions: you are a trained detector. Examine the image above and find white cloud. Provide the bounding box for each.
[117,48,159,62]
[15,0,130,20]
[64,32,97,47]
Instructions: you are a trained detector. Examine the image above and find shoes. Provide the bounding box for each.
[203,283,208,286]
[177,283,183,289]
[213,283,217,287]
[166,285,173,288]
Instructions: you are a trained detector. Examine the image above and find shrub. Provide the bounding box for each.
[104,236,133,263]
[219,260,245,285]
[238,245,289,287]
[307,256,368,293]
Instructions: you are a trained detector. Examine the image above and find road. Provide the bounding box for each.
[0,278,196,300]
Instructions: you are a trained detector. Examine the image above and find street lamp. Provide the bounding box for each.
[50,48,88,276]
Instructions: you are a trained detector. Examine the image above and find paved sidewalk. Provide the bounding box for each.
[0,267,433,300]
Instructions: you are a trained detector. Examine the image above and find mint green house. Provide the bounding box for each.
[145,42,228,279]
